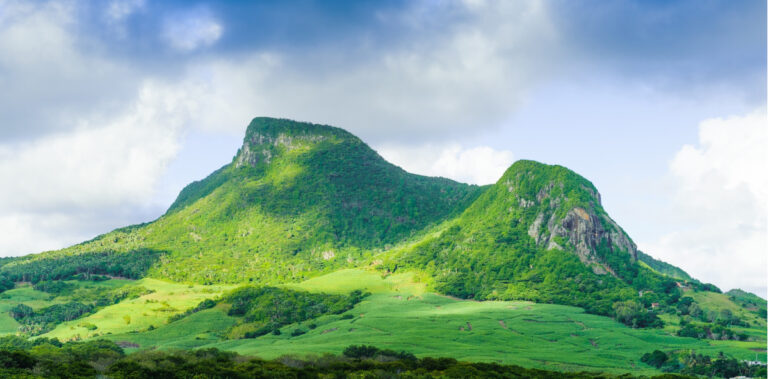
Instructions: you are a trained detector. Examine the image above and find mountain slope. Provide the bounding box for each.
[384,160,678,316]
[1,117,765,375]
[5,118,483,284]
[637,251,693,281]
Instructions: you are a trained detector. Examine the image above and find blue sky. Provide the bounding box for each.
[0,0,765,296]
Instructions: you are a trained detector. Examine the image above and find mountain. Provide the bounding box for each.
[6,118,691,320]
[636,251,693,281]
[383,160,683,316]
[0,119,690,301]
[4,118,483,284]
[0,117,765,377]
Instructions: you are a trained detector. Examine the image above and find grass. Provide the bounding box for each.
[0,285,66,335]
[0,271,763,375]
[200,292,764,375]
[282,268,427,295]
[688,290,767,329]
[38,279,234,341]
[80,270,765,375]
[104,305,237,352]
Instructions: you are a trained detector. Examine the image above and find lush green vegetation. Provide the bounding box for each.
[1,119,765,377]
[10,302,94,335]
[726,288,767,318]
[637,251,693,281]
[0,336,697,379]
[0,271,764,376]
[0,248,164,283]
[10,279,235,342]
[640,349,766,378]
[2,281,157,336]
[216,285,368,338]
[27,118,483,285]
[88,270,760,375]
[382,160,684,329]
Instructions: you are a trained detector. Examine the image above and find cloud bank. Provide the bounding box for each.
[640,110,767,296]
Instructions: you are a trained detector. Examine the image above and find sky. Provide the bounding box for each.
[0,0,765,297]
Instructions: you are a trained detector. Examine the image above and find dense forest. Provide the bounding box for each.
[206,285,368,338]
[0,249,164,285]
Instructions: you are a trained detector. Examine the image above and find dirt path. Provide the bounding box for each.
[499,320,507,329]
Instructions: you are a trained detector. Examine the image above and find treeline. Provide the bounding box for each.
[8,283,154,336]
[640,349,766,378]
[0,336,695,379]
[674,297,750,341]
[221,286,368,338]
[10,302,93,335]
[0,248,164,285]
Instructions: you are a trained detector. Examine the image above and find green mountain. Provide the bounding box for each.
[637,251,693,281]
[384,160,685,316]
[0,117,765,377]
[0,118,720,309]
[4,118,483,284]
[726,288,767,317]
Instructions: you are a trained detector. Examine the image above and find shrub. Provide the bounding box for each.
[343,345,379,359]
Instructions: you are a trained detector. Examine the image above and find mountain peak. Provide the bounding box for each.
[235,117,360,168]
[495,159,637,273]
[500,160,602,206]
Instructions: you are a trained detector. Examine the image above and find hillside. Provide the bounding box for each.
[382,160,683,317]
[0,117,764,377]
[3,118,483,284]
[0,118,752,318]
[637,251,693,281]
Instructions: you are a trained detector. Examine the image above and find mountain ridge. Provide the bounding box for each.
[0,117,765,376]
[2,118,706,303]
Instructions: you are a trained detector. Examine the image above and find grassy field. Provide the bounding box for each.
[688,290,767,329]
[283,268,428,295]
[201,297,763,374]
[0,285,68,335]
[38,279,234,341]
[0,270,763,375]
[92,270,765,375]
[104,305,238,351]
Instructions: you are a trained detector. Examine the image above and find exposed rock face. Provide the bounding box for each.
[235,132,328,168]
[522,179,637,275]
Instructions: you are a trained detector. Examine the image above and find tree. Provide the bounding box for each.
[343,345,379,359]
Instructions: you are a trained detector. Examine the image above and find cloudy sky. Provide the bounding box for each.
[0,0,765,296]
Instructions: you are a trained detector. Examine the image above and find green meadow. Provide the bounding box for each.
[82,270,766,375]
[36,279,234,341]
[0,285,68,334]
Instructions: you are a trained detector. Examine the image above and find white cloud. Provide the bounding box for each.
[376,143,514,185]
[639,110,767,296]
[0,80,198,255]
[148,0,558,142]
[162,10,223,52]
[0,0,139,140]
